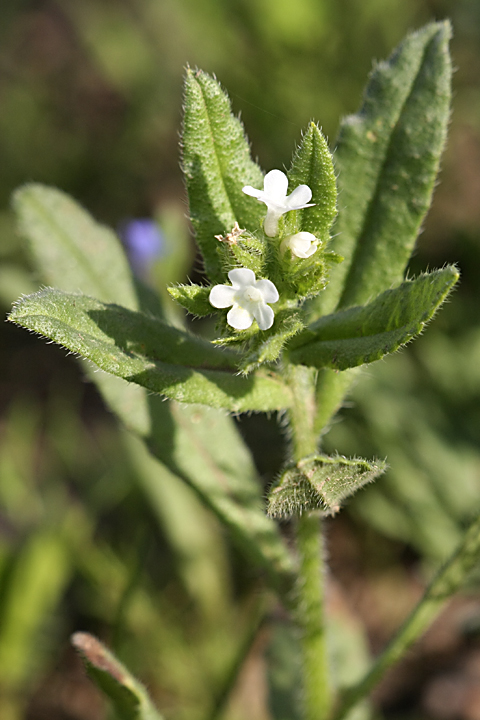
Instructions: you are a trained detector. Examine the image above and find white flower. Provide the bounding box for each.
[209,268,279,331]
[280,232,319,258]
[242,169,314,237]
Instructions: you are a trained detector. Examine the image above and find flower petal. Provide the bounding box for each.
[264,209,282,237]
[301,243,318,258]
[228,267,256,289]
[286,184,313,209]
[227,304,253,330]
[252,303,275,331]
[263,169,288,200]
[254,278,279,304]
[242,185,262,199]
[209,284,236,308]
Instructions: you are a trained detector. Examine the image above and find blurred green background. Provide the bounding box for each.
[1,1,480,719]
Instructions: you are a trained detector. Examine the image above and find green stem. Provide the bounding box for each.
[296,513,331,720]
[333,512,480,720]
[288,365,332,720]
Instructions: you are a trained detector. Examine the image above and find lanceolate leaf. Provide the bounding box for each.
[13,184,139,311]
[288,266,458,371]
[268,455,386,518]
[12,184,296,600]
[182,68,264,282]
[287,122,337,242]
[8,289,292,412]
[318,21,452,315]
[311,22,452,436]
[72,633,163,720]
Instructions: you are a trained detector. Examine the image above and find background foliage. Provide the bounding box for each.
[1,1,480,719]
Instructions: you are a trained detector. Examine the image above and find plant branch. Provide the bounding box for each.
[333,512,480,720]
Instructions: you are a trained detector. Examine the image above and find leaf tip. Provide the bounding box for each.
[71,632,127,684]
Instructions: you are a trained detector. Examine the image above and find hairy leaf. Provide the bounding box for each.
[288,266,458,370]
[182,68,264,282]
[9,289,292,412]
[312,22,452,435]
[268,455,386,518]
[12,186,295,599]
[287,122,337,242]
[319,21,452,315]
[239,311,305,374]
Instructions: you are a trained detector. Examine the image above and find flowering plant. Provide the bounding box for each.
[7,20,480,720]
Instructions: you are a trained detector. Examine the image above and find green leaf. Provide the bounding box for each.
[182,68,264,282]
[147,403,296,598]
[268,455,386,518]
[13,183,139,311]
[287,122,337,242]
[313,22,452,435]
[288,266,458,370]
[12,185,295,601]
[167,283,213,316]
[318,21,452,315]
[72,632,163,720]
[9,289,293,412]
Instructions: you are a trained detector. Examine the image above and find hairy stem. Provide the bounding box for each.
[288,365,332,720]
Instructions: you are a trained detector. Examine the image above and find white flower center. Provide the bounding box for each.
[242,286,263,303]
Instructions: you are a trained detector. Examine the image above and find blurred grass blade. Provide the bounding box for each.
[287,122,337,242]
[8,289,292,412]
[72,633,163,720]
[12,185,295,600]
[335,511,480,720]
[319,21,452,314]
[0,532,71,691]
[288,266,459,370]
[182,68,264,281]
[268,455,386,518]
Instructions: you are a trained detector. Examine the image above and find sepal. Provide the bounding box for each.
[217,228,266,276]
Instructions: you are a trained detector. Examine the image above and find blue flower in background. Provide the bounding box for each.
[120,219,164,277]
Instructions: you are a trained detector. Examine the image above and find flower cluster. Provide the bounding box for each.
[209,170,317,331]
